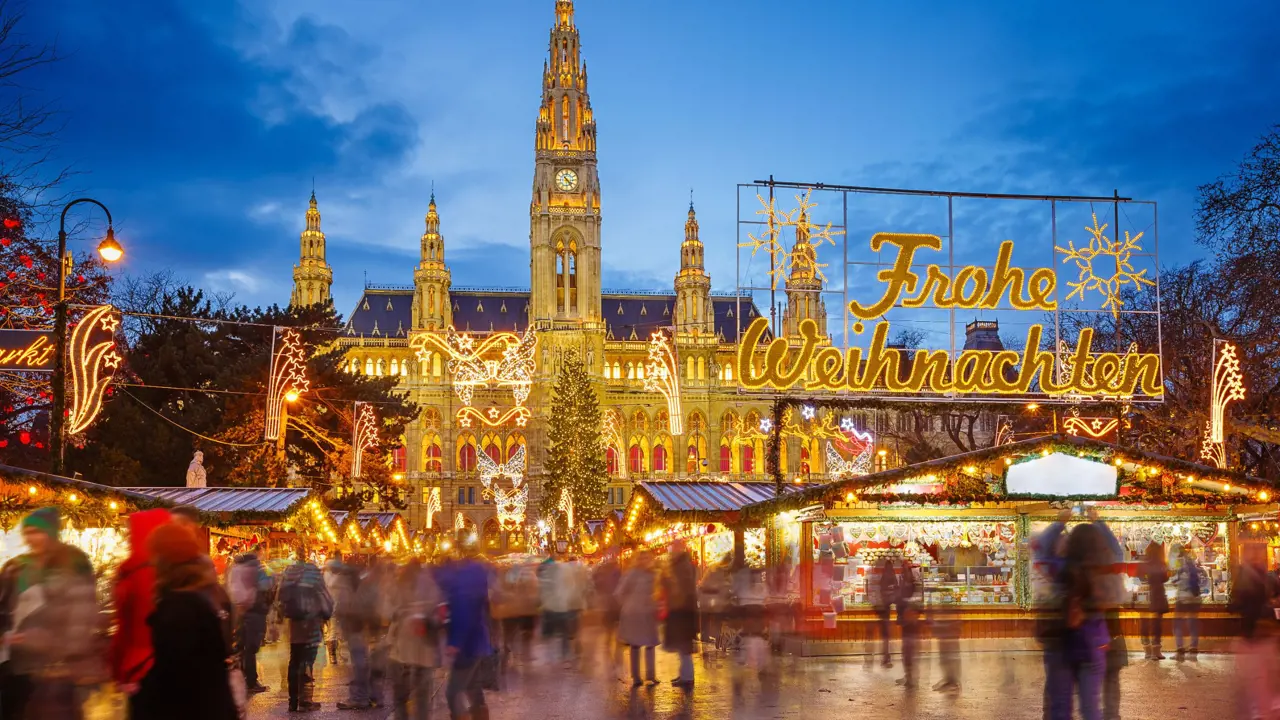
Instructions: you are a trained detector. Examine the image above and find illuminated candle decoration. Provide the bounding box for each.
[643,331,683,435]
[479,444,527,529]
[424,487,441,530]
[351,401,378,479]
[264,327,309,441]
[1200,341,1246,468]
[67,304,122,434]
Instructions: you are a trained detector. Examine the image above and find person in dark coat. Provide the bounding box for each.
[227,546,274,694]
[1141,542,1169,660]
[135,522,238,720]
[661,541,699,689]
[436,547,493,720]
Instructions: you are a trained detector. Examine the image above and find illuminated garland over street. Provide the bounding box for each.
[264,327,308,441]
[643,330,682,435]
[67,304,122,434]
[351,401,378,479]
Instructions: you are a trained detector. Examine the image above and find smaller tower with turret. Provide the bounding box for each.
[291,192,333,308]
[781,205,827,339]
[674,201,713,339]
[413,192,452,330]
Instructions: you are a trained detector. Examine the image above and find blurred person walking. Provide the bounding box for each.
[1087,506,1127,720]
[731,559,769,672]
[616,551,660,686]
[662,541,699,689]
[697,560,730,650]
[436,544,493,720]
[227,544,274,695]
[1141,542,1170,660]
[335,559,379,711]
[0,508,102,720]
[1173,545,1203,661]
[592,556,623,667]
[491,560,540,669]
[133,522,238,720]
[1229,543,1277,720]
[870,557,899,668]
[542,554,587,663]
[1041,523,1111,720]
[108,508,171,717]
[277,546,334,713]
[387,561,442,720]
[322,555,349,665]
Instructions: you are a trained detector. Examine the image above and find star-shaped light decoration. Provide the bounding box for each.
[759,418,773,433]
[840,417,856,432]
[487,407,500,420]
[102,351,122,370]
[515,415,528,427]
[459,415,473,428]
[99,313,120,333]
[801,405,816,420]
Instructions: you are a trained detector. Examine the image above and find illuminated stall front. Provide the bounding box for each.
[743,435,1270,650]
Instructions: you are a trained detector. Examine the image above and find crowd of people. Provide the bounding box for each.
[3,502,1280,720]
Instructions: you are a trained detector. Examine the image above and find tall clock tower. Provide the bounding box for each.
[529,0,602,335]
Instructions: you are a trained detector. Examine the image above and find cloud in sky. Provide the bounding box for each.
[17,0,1280,318]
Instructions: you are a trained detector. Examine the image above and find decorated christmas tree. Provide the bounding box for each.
[541,350,607,531]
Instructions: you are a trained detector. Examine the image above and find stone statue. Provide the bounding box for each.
[186,450,207,488]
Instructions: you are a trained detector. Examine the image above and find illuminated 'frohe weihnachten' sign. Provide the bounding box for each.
[736,233,1162,398]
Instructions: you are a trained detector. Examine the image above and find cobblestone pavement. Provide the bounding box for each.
[86,638,1241,719]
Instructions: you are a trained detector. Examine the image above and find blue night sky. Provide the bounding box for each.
[20,0,1280,321]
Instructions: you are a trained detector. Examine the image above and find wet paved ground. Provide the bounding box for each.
[87,637,1242,719]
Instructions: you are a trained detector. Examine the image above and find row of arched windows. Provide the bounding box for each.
[345,353,444,379]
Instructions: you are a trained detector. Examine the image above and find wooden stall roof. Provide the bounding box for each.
[739,434,1270,522]
[1,464,165,504]
[329,510,401,530]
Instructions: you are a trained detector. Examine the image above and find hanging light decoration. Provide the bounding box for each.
[559,487,575,532]
[1201,340,1246,469]
[351,401,379,479]
[643,330,683,435]
[264,327,309,441]
[424,487,441,530]
[479,444,528,530]
[67,305,122,434]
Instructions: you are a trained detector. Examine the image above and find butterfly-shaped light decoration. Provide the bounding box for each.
[826,440,872,479]
[478,444,528,529]
[495,329,538,406]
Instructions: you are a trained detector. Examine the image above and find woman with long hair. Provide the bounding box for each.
[1141,542,1170,660]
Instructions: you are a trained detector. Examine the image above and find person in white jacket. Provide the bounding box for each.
[541,556,588,662]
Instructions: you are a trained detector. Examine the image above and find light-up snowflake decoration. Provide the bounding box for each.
[1056,213,1156,318]
[739,188,844,290]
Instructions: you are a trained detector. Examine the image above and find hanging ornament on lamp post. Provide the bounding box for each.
[1200,340,1245,469]
[264,327,308,442]
[351,401,378,479]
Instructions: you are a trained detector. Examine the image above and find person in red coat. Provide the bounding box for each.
[109,508,172,716]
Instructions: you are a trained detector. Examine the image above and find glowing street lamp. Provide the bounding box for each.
[51,198,123,474]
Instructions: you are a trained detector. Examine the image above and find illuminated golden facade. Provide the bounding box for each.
[290,192,332,308]
[289,0,941,536]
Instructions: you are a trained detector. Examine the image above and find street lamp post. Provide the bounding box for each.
[50,198,122,475]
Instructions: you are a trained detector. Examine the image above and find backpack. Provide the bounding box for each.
[280,574,332,622]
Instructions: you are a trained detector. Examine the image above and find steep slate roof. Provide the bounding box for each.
[345,287,770,343]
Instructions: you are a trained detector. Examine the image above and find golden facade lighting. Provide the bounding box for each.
[643,331,682,435]
[264,327,309,441]
[351,401,379,479]
[66,304,122,434]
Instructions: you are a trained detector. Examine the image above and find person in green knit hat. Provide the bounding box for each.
[0,507,102,719]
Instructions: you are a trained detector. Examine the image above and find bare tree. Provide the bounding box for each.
[1197,125,1280,259]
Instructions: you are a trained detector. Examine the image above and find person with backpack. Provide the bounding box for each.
[277,546,333,713]
[227,544,274,695]
[109,508,171,718]
[133,522,238,720]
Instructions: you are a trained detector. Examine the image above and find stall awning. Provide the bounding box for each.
[330,511,401,530]
[121,486,312,518]
[637,481,798,513]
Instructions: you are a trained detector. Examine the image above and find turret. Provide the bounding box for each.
[674,201,713,338]
[291,191,333,308]
[412,191,452,330]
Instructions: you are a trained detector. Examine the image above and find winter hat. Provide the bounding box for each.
[21,507,61,538]
[147,522,203,567]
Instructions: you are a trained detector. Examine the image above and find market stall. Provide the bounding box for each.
[741,434,1274,651]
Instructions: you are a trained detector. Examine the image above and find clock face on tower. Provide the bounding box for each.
[555,169,579,192]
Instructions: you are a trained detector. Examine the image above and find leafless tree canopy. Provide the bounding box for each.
[0,0,68,216]
[1197,124,1280,258]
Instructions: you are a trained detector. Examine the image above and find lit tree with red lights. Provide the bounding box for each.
[0,182,112,464]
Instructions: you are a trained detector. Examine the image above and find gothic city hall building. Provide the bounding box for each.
[288,1,1002,535]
